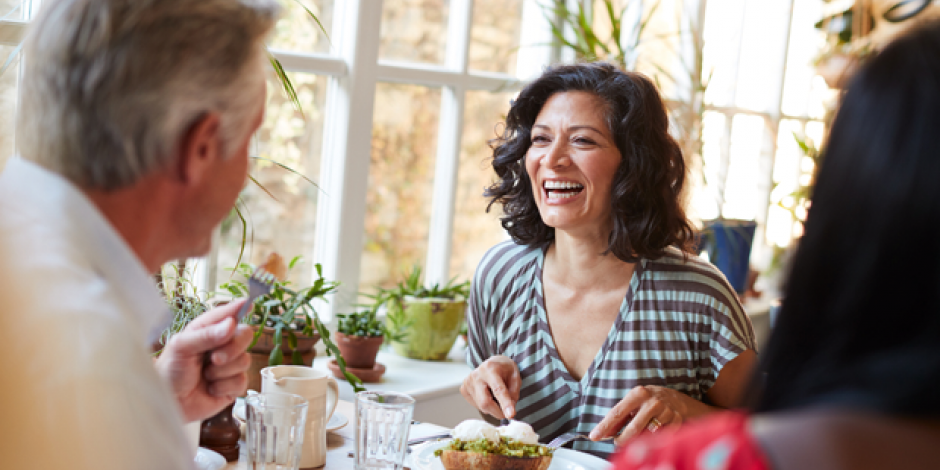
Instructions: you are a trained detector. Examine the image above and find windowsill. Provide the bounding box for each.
[312,337,472,402]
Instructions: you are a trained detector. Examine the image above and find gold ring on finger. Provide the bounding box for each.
[646,417,663,433]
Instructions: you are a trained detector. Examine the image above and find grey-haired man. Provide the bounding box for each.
[0,0,280,468]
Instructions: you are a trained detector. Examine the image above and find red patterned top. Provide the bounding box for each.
[609,411,771,470]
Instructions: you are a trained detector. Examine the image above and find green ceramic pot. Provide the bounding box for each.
[387,296,465,361]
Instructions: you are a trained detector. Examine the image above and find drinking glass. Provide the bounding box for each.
[245,392,309,470]
[354,391,415,470]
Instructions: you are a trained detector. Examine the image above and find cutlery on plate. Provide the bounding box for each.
[407,432,452,447]
[546,432,616,449]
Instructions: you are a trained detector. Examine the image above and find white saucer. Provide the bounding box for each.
[194,447,226,470]
[327,412,349,431]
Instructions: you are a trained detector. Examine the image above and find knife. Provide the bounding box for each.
[407,432,452,446]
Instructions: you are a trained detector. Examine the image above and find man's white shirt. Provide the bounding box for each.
[0,158,195,469]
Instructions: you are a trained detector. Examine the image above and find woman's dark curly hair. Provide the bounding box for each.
[485,62,695,262]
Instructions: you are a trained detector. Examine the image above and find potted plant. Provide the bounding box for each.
[378,266,470,361]
[153,261,211,354]
[328,305,405,382]
[219,254,364,393]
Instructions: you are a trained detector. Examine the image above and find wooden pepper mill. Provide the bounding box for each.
[200,402,240,461]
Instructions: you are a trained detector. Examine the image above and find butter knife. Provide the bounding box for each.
[407,432,452,446]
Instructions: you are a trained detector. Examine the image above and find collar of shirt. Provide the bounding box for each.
[1,157,173,344]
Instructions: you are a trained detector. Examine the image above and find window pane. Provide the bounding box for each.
[690,111,728,222]
[0,45,18,169]
[469,0,523,75]
[722,114,766,219]
[781,0,834,118]
[269,0,334,54]
[360,84,441,294]
[703,0,746,107]
[216,72,328,289]
[733,0,791,113]
[450,90,512,282]
[379,0,449,65]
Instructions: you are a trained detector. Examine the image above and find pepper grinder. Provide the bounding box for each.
[199,402,240,461]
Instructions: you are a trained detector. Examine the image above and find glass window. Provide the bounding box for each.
[360,83,442,294]
[379,0,449,65]
[0,45,18,169]
[781,0,835,118]
[722,114,766,219]
[216,71,329,288]
[450,90,513,283]
[269,0,334,54]
[469,0,524,75]
[733,0,792,113]
[702,0,746,107]
[690,110,728,221]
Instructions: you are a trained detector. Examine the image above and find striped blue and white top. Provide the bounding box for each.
[467,241,756,458]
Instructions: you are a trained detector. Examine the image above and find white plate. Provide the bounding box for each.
[327,412,349,431]
[194,447,226,470]
[410,440,611,470]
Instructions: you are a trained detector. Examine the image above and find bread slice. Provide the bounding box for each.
[439,449,552,470]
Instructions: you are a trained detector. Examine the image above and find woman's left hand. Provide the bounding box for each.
[590,385,713,446]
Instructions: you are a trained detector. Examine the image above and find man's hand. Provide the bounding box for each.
[460,355,521,420]
[155,300,253,422]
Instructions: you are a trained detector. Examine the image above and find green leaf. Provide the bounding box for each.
[269,347,284,366]
[288,255,303,270]
[250,156,320,190]
[269,54,304,119]
[292,349,303,365]
[291,0,332,47]
[287,329,298,349]
[247,174,279,202]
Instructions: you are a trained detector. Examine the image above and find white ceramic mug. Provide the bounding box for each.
[261,365,339,469]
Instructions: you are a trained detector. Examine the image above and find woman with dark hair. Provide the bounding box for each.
[609,21,940,470]
[460,62,758,457]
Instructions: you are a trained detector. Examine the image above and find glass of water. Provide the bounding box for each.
[245,392,308,470]
[354,391,415,470]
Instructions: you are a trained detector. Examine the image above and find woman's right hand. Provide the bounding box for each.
[460,355,521,420]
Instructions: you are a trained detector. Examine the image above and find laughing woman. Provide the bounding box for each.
[460,63,758,458]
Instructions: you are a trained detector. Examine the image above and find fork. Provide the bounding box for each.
[235,266,277,321]
[546,432,616,449]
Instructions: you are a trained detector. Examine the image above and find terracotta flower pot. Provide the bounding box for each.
[334,332,384,369]
[246,325,320,393]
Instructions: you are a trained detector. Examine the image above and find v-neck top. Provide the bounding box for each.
[467,240,756,458]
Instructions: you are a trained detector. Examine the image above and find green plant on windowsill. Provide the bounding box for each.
[153,261,212,354]
[220,255,365,392]
[376,266,470,361]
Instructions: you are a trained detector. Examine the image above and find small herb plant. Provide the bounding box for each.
[336,304,409,343]
[220,256,365,392]
[155,261,211,352]
[336,308,384,338]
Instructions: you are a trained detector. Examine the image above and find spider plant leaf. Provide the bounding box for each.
[232,202,248,275]
[248,174,279,202]
[291,0,332,47]
[269,54,304,119]
[250,156,320,189]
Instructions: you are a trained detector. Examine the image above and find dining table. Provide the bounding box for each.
[220,398,450,470]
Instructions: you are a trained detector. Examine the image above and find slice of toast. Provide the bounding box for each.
[439,449,552,470]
